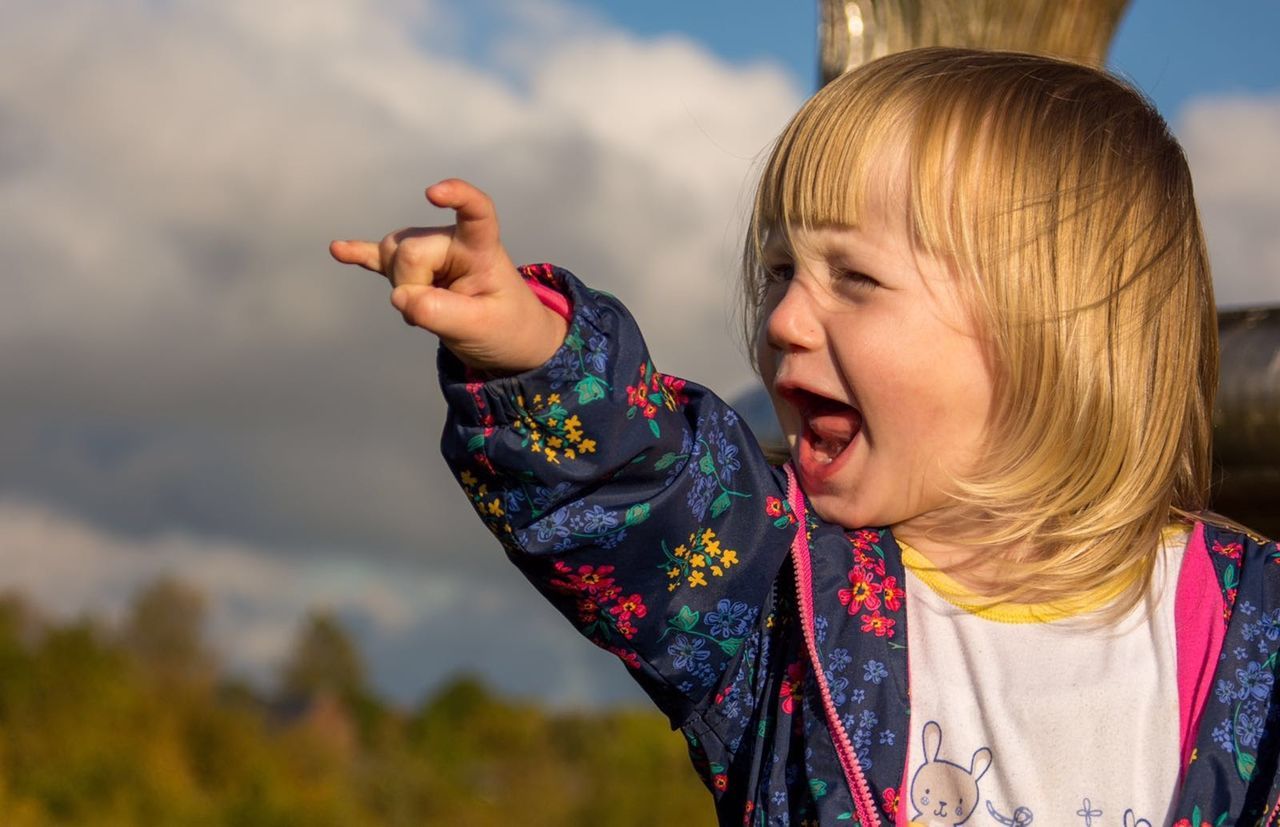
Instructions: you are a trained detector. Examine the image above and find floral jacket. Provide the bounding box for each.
[439,266,1280,827]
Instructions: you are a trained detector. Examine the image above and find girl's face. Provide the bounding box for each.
[755,190,995,533]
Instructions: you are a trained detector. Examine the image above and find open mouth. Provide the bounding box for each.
[780,387,863,469]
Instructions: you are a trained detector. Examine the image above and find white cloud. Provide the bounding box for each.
[1177,94,1280,307]
[0,0,801,564]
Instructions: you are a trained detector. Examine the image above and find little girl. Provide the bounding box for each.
[332,48,1280,826]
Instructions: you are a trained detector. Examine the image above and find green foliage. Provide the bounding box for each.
[0,584,715,826]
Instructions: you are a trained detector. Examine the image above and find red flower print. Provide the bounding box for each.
[849,529,881,550]
[882,787,900,818]
[742,800,755,825]
[860,611,895,638]
[779,661,805,714]
[766,496,784,517]
[1213,540,1243,560]
[854,548,886,577]
[839,567,883,614]
[562,564,617,596]
[610,593,649,621]
[576,597,601,624]
[713,773,729,791]
[626,383,648,407]
[880,576,904,612]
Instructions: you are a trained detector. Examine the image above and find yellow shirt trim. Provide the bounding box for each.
[897,525,1189,625]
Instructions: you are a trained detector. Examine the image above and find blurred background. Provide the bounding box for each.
[2,0,1277,822]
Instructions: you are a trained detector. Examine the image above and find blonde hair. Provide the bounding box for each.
[743,48,1218,616]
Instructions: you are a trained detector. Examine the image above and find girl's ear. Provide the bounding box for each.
[969,747,992,782]
[921,720,942,763]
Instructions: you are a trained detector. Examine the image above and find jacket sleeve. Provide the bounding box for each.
[438,264,797,727]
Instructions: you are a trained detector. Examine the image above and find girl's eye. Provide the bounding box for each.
[832,269,879,291]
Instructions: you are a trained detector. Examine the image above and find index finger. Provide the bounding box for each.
[424,178,500,250]
[329,239,383,273]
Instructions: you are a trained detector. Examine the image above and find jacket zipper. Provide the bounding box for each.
[785,465,881,827]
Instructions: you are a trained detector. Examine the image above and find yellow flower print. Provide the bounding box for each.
[487,499,504,517]
[661,528,740,595]
[513,395,597,465]
[460,470,477,487]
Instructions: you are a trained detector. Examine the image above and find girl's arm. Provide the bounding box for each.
[332,181,795,726]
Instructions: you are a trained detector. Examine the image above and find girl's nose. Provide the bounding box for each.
[764,279,823,353]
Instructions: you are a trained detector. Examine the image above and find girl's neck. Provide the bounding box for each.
[891,513,1030,594]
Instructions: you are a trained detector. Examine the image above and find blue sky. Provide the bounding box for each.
[573,0,1280,122]
[1,0,1277,708]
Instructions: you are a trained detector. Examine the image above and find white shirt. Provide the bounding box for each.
[901,530,1189,827]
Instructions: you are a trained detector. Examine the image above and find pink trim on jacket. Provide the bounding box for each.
[525,278,572,320]
[785,465,882,826]
[1175,522,1226,777]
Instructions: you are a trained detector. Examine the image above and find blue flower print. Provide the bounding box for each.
[863,659,888,684]
[669,635,710,671]
[531,481,573,514]
[827,676,849,708]
[1239,600,1257,616]
[1212,719,1235,753]
[827,648,852,673]
[503,488,527,516]
[851,689,865,704]
[814,614,829,644]
[1216,678,1244,704]
[879,729,896,745]
[585,334,608,373]
[1237,661,1274,701]
[533,509,571,543]
[706,599,753,639]
[579,504,618,534]
[1237,708,1266,749]
[1259,609,1280,641]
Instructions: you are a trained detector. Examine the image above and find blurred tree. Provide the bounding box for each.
[280,610,366,700]
[121,575,214,687]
